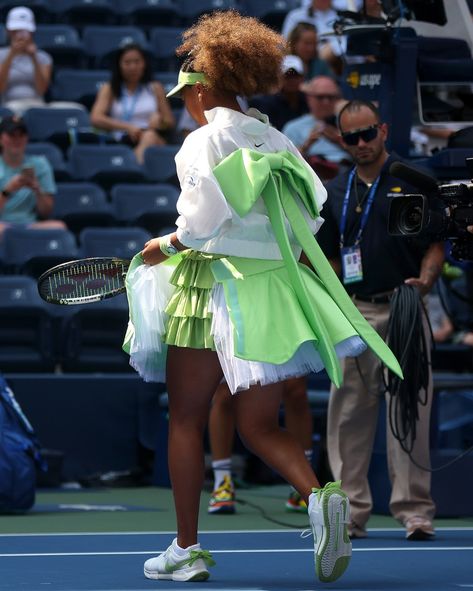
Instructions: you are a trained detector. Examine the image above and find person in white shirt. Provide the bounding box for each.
[282,0,347,73]
[125,9,401,586]
[0,6,52,114]
[90,43,175,164]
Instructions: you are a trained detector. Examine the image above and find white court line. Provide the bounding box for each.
[1,547,473,558]
[0,527,472,537]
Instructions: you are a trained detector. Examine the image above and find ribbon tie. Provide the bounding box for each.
[213,148,402,386]
[188,549,216,567]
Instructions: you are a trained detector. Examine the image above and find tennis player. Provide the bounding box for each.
[124,10,402,584]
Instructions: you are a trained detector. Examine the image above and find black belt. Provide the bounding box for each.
[353,292,393,304]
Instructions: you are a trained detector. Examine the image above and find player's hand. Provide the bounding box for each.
[141,238,166,266]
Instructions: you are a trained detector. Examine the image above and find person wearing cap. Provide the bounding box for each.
[0,115,64,235]
[282,75,349,180]
[248,55,309,131]
[121,10,402,585]
[0,6,52,115]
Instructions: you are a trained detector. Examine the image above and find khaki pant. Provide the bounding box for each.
[327,299,436,527]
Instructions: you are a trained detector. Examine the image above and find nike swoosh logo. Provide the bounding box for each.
[255,143,264,148]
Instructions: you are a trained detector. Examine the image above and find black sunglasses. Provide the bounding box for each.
[341,124,379,146]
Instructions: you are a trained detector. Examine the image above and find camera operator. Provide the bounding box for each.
[317,100,444,541]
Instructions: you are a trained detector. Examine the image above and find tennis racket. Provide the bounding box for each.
[37,257,131,305]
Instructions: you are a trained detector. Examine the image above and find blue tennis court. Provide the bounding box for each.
[1,528,472,590]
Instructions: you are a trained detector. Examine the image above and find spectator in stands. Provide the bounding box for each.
[0,6,52,115]
[0,115,65,236]
[287,23,334,80]
[249,55,308,131]
[282,0,345,75]
[317,99,444,541]
[90,43,175,164]
[282,75,349,180]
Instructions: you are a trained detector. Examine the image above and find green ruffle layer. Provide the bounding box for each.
[163,251,222,350]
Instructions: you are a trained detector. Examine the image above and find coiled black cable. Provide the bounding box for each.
[383,283,473,471]
[383,284,431,455]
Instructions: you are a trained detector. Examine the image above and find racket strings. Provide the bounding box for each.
[39,259,129,304]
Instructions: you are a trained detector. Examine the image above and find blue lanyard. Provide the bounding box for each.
[339,167,380,249]
[121,85,142,122]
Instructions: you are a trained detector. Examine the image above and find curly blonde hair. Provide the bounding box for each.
[176,10,285,97]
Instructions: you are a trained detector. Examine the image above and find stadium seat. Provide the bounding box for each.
[243,0,298,30]
[51,69,109,111]
[60,293,132,373]
[68,145,145,190]
[0,24,6,46]
[53,182,116,235]
[25,141,72,182]
[82,26,149,69]
[149,27,185,72]
[154,71,179,98]
[0,1,54,25]
[143,145,180,184]
[0,106,13,120]
[23,108,94,153]
[34,25,86,69]
[117,0,180,29]
[0,275,56,372]
[79,226,152,259]
[2,226,79,278]
[111,183,179,234]
[426,148,473,180]
[177,0,239,25]
[50,0,119,29]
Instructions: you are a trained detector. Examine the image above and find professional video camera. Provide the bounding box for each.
[388,159,473,261]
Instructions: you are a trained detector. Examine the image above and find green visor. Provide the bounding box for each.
[166,70,207,98]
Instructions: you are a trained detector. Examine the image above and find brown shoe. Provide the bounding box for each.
[404,516,435,541]
[347,520,368,539]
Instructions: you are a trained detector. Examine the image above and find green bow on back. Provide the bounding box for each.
[213,148,402,386]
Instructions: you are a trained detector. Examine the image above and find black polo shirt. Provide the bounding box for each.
[316,152,433,297]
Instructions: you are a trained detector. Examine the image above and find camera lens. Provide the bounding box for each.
[399,203,423,234]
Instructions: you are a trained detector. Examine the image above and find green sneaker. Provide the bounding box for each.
[308,481,352,583]
[144,538,216,582]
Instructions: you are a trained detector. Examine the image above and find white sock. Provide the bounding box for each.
[173,538,200,556]
[212,457,232,489]
[304,448,313,465]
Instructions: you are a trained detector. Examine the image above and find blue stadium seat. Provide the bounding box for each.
[0,106,13,120]
[23,108,95,153]
[34,25,86,69]
[2,226,79,277]
[60,293,132,373]
[79,226,152,259]
[177,0,239,25]
[426,148,473,180]
[51,69,109,111]
[111,183,179,233]
[82,26,149,69]
[154,71,179,97]
[68,145,145,190]
[143,145,180,184]
[117,0,180,29]
[149,27,185,72]
[243,0,297,30]
[0,1,54,25]
[50,0,119,29]
[25,141,72,182]
[0,275,56,372]
[53,182,116,235]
